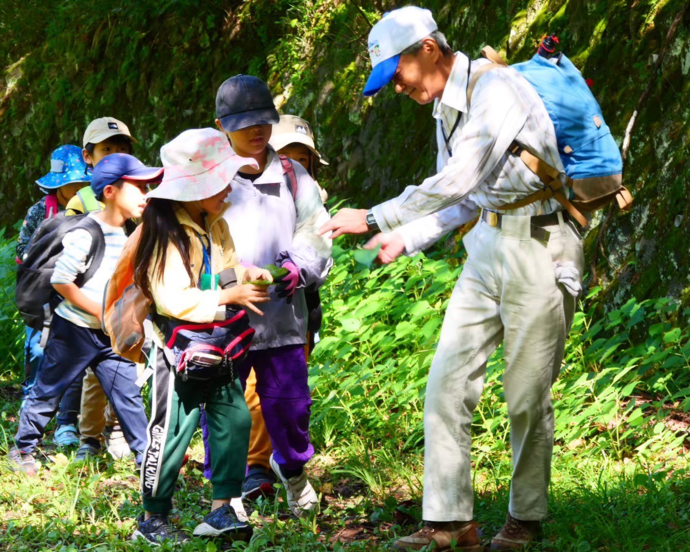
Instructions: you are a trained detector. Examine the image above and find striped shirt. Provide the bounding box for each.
[52,214,127,329]
[377,53,565,254]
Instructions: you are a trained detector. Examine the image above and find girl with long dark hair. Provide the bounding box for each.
[132,128,272,545]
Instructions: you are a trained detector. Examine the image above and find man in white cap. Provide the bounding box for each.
[319,6,584,551]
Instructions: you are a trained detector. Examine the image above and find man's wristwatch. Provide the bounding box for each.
[365,210,379,232]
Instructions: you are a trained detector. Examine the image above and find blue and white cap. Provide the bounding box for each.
[363,6,438,97]
[36,145,91,190]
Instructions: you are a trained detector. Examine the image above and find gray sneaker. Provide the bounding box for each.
[269,454,319,517]
[75,442,101,461]
[132,513,189,546]
[104,425,131,460]
[8,447,38,476]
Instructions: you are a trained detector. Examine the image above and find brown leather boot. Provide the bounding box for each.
[489,514,543,550]
[393,521,481,551]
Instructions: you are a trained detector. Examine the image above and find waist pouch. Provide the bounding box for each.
[158,309,255,382]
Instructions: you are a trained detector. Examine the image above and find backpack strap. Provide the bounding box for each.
[497,143,588,226]
[481,45,508,66]
[45,194,59,219]
[470,45,589,226]
[70,217,106,288]
[467,47,508,107]
[279,154,298,201]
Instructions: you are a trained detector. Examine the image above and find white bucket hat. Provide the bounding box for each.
[147,128,258,202]
[269,115,329,166]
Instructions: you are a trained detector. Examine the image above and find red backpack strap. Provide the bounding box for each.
[45,193,59,219]
[279,154,298,201]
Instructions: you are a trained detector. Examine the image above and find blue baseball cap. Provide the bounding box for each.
[363,55,401,97]
[91,153,163,199]
[36,145,91,190]
[363,7,438,97]
[215,75,280,132]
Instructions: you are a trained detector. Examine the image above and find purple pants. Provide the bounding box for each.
[201,344,314,479]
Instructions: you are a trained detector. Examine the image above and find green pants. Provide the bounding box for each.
[141,346,251,514]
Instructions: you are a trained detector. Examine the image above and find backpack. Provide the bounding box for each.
[103,226,150,363]
[468,46,633,226]
[16,213,106,335]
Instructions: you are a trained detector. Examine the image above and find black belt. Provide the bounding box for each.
[481,210,570,242]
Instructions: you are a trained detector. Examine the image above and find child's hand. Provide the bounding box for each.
[242,267,273,285]
[220,284,270,316]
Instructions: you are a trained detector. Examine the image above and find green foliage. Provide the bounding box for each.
[0,223,24,381]
[310,237,690,463]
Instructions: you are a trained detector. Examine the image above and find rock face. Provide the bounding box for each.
[1,0,688,305]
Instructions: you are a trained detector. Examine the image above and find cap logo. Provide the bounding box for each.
[50,159,65,173]
[295,125,308,135]
[108,122,119,130]
[369,40,381,58]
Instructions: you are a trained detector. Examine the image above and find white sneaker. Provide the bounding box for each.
[269,454,319,517]
[104,425,132,460]
[230,497,248,522]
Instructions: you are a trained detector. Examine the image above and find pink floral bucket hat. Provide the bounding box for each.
[146,128,258,202]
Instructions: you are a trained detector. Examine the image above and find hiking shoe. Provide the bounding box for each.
[132,513,189,546]
[394,521,480,551]
[104,425,131,460]
[393,521,480,551]
[75,442,101,462]
[269,454,319,517]
[490,514,543,550]
[7,447,38,476]
[192,503,253,541]
[54,424,80,447]
[241,465,277,500]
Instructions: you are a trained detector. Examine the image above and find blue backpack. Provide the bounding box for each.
[468,46,632,225]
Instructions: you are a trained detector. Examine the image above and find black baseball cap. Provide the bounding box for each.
[215,75,280,133]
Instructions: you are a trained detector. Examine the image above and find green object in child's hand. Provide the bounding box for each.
[353,244,382,268]
[263,264,290,281]
[247,280,272,287]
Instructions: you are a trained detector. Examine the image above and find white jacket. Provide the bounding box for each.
[224,149,332,350]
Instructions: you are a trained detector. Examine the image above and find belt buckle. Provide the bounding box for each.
[486,211,499,228]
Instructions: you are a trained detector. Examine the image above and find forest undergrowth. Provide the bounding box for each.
[0,215,688,551]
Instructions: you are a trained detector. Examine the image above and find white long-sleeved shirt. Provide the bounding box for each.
[377,53,564,255]
[52,214,127,329]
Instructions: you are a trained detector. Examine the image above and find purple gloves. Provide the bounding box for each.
[275,261,300,302]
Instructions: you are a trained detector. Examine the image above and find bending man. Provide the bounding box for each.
[319,6,584,551]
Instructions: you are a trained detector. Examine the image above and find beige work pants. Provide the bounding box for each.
[423,213,583,522]
[80,368,118,444]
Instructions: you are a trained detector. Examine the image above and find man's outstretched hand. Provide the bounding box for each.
[365,232,406,265]
[318,208,369,239]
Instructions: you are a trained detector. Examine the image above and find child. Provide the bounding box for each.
[76,116,137,462]
[16,144,91,448]
[133,128,272,544]
[270,114,329,204]
[270,114,329,354]
[211,75,333,516]
[236,114,331,500]
[9,153,160,475]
